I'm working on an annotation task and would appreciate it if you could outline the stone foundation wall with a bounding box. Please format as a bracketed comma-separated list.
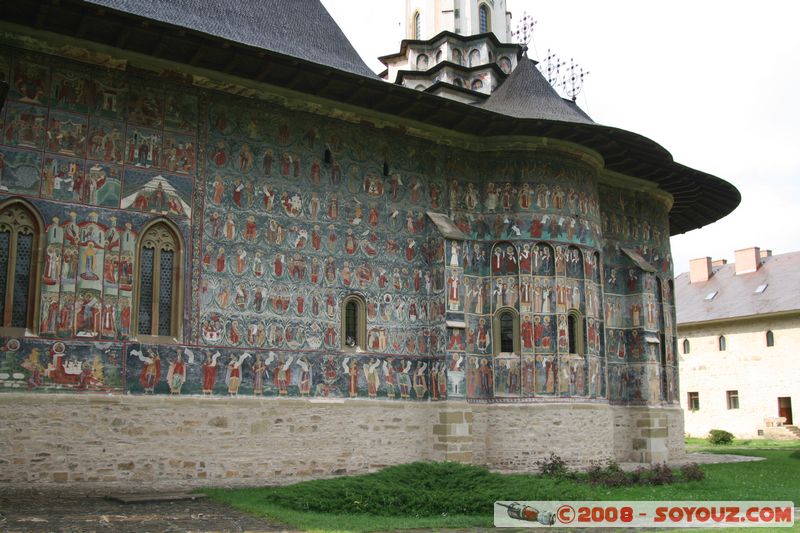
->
[0, 394, 441, 491]
[470, 403, 616, 470]
[0, 395, 686, 491]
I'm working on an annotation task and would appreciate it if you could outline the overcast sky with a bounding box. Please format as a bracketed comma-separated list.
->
[321, 0, 800, 273]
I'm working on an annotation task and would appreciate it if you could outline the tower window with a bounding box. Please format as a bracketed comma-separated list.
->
[718, 335, 726, 351]
[0, 201, 40, 330]
[682, 338, 690, 354]
[479, 4, 491, 33]
[136, 221, 182, 340]
[766, 330, 774, 347]
[413, 11, 421, 39]
[341, 294, 366, 350]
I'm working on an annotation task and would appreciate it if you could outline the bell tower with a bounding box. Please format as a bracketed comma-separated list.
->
[405, 0, 512, 42]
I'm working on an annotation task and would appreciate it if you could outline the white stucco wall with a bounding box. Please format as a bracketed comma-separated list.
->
[678, 314, 800, 438]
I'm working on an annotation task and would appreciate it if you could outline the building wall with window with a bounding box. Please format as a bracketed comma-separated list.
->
[676, 249, 800, 438]
[0, 0, 738, 489]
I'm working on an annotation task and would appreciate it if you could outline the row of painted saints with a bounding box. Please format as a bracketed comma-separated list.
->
[209, 162, 600, 220]
[199, 314, 447, 354]
[128, 347, 449, 400]
[123, 347, 606, 399]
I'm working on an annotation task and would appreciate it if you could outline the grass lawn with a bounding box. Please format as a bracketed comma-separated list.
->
[686, 437, 800, 451]
[204, 444, 800, 532]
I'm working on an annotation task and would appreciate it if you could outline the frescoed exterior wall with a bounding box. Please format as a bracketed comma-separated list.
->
[1, 45, 678, 405]
[0, 36, 685, 487]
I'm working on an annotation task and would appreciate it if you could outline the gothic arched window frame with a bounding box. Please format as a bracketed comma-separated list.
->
[413, 11, 422, 39]
[0, 198, 43, 334]
[493, 306, 519, 355]
[133, 218, 183, 343]
[478, 3, 491, 33]
[341, 293, 367, 351]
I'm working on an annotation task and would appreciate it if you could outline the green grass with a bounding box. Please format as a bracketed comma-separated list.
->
[686, 437, 800, 451]
[204, 448, 800, 533]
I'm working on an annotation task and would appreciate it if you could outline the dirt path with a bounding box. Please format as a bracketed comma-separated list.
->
[0, 491, 299, 533]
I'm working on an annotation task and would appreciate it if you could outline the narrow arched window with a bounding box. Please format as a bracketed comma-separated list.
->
[682, 339, 690, 354]
[136, 221, 182, 339]
[341, 294, 366, 350]
[494, 307, 519, 354]
[471, 79, 483, 91]
[568, 310, 584, 355]
[479, 4, 491, 33]
[416, 53, 429, 70]
[766, 330, 774, 347]
[413, 12, 421, 39]
[452, 49, 463, 66]
[453, 78, 464, 88]
[718, 335, 726, 351]
[0, 201, 40, 330]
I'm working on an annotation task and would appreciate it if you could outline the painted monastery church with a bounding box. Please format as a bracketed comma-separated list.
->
[0, 0, 739, 488]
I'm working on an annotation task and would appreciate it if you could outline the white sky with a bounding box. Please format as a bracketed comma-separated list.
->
[321, 0, 800, 273]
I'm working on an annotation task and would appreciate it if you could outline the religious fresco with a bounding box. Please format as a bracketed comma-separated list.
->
[600, 185, 677, 404]
[125, 344, 436, 400]
[0, 337, 123, 393]
[0, 44, 678, 407]
[0, 146, 41, 195]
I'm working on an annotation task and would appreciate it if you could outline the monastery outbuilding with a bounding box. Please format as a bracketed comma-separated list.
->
[677, 248, 800, 440]
[0, 0, 739, 489]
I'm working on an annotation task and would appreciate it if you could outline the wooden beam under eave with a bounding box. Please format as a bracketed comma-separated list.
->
[115, 26, 132, 48]
[222, 52, 238, 74]
[75, 14, 91, 38]
[34, 4, 50, 28]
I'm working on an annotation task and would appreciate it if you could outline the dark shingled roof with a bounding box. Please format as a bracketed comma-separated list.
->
[675, 251, 800, 325]
[84, 0, 377, 78]
[2, 0, 740, 235]
[479, 58, 594, 124]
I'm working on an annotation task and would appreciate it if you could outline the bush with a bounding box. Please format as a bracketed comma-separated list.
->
[680, 462, 706, 481]
[535, 453, 569, 478]
[586, 460, 629, 487]
[707, 429, 735, 445]
[789, 449, 800, 460]
[649, 463, 675, 485]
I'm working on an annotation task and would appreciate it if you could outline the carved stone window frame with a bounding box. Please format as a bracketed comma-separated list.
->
[0, 198, 43, 336]
[132, 218, 183, 344]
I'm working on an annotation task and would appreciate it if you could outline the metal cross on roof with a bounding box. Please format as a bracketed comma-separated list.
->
[540, 49, 589, 102]
[512, 12, 537, 45]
